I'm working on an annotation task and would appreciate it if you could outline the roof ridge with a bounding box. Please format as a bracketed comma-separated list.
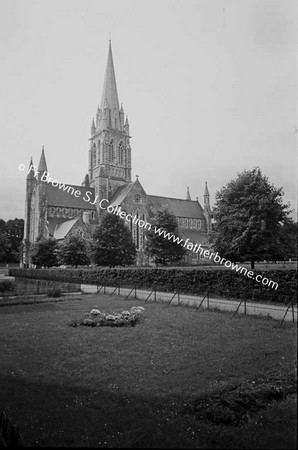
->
[148, 194, 199, 203]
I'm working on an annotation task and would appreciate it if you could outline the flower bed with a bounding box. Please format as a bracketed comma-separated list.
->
[70, 306, 145, 328]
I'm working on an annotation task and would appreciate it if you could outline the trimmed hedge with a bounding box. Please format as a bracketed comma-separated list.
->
[9, 268, 297, 304]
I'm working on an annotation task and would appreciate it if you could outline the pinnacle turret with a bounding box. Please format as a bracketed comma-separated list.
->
[82, 173, 90, 187]
[203, 181, 212, 234]
[124, 115, 130, 135]
[91, 118, 96, 135]
[27, 157, 35, 179]
[186, 187, 191, 200]
[38, 146, 47, 173]
[204, 181, 210, 198]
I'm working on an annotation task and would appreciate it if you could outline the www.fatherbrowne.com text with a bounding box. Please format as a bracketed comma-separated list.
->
[96, 198, 279, 291]
[27, 165, 278, 290]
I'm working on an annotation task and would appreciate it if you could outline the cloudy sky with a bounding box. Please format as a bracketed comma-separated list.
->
[0, 0, 296, 221]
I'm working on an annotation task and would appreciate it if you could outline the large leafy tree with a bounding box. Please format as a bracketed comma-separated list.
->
[0, 232, 12, 264]
[145, 207, 186, 266]
[5, 218, 24, 261]
[281, 221, 297, 261]
[211, 167, 292, 269]
[56, 235, 90, 268]
[0, 218, 24, 263]
[90, 214, 136, 267]
[31, 237, 58, 268]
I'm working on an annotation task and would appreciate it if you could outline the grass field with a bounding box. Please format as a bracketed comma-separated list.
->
[0, 294, 296, 448]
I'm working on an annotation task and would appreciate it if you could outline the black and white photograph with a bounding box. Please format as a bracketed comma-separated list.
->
[0, 0, 297, 448]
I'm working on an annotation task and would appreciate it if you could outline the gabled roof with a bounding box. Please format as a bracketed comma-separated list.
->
[45, 184, 96, 210]
[148, 195, 205, 219]
[53, 219, 78, 240]
[109, 182, 135, 207]
[109, 178, 148, 207]
[46, 217, 68, 236]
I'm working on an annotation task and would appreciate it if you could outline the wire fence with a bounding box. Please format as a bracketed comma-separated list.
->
[0, 276, 296, 323]
[86, 282, 297, 324]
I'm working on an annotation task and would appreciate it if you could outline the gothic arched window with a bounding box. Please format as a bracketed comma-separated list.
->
[113, 108, 117, 129]
[97, 140, 101, 164]
[118, 141, 124, 165]
[109, 140, 114, 162]
[198, 219, 202, 229]
[92, 143, 96, 166]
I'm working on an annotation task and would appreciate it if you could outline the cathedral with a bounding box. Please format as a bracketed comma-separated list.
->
[22, 41, 212, 266]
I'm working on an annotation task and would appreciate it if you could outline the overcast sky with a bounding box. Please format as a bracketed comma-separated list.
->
[0, 0, 296, 221]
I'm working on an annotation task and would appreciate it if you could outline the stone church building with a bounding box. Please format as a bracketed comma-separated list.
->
[23, 41, 212, 266]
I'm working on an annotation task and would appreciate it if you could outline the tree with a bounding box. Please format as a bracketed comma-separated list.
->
[0, 232, 11, 264]
[211, 167, 292, 269]
[5, 218, 24, 262]
[31, 238, 58, 268]
[145, 207, 186, 266]
[90, 214, 136, 267]
[0, 219, 6, 232]
[0, 218, 24, 263]
[56, 235, 90, 268]
[278, 221, 297, 261]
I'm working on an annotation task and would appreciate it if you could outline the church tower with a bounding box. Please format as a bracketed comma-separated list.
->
[88, 41, 132, 215]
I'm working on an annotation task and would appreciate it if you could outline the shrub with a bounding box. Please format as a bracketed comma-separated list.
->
[70, 306, 145, 328]
[47, 287, 62, 298]
[0, 280, 14, 292]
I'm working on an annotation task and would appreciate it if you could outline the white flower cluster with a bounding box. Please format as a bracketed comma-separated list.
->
[80, 306, 145, 327]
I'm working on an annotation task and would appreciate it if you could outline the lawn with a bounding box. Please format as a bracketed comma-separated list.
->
[0, 294, 296, 448]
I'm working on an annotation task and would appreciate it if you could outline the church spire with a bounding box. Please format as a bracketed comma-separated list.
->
[100, 40, 120, 115]
[38, 146, 47, 173]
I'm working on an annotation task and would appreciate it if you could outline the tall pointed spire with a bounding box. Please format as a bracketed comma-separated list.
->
[100, 41, 120, 115]
[38, 146, 47, 172]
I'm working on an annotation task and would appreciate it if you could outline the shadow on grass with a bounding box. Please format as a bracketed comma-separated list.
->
[1, 373, 297, 449]
[0, 373, 200, 448]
